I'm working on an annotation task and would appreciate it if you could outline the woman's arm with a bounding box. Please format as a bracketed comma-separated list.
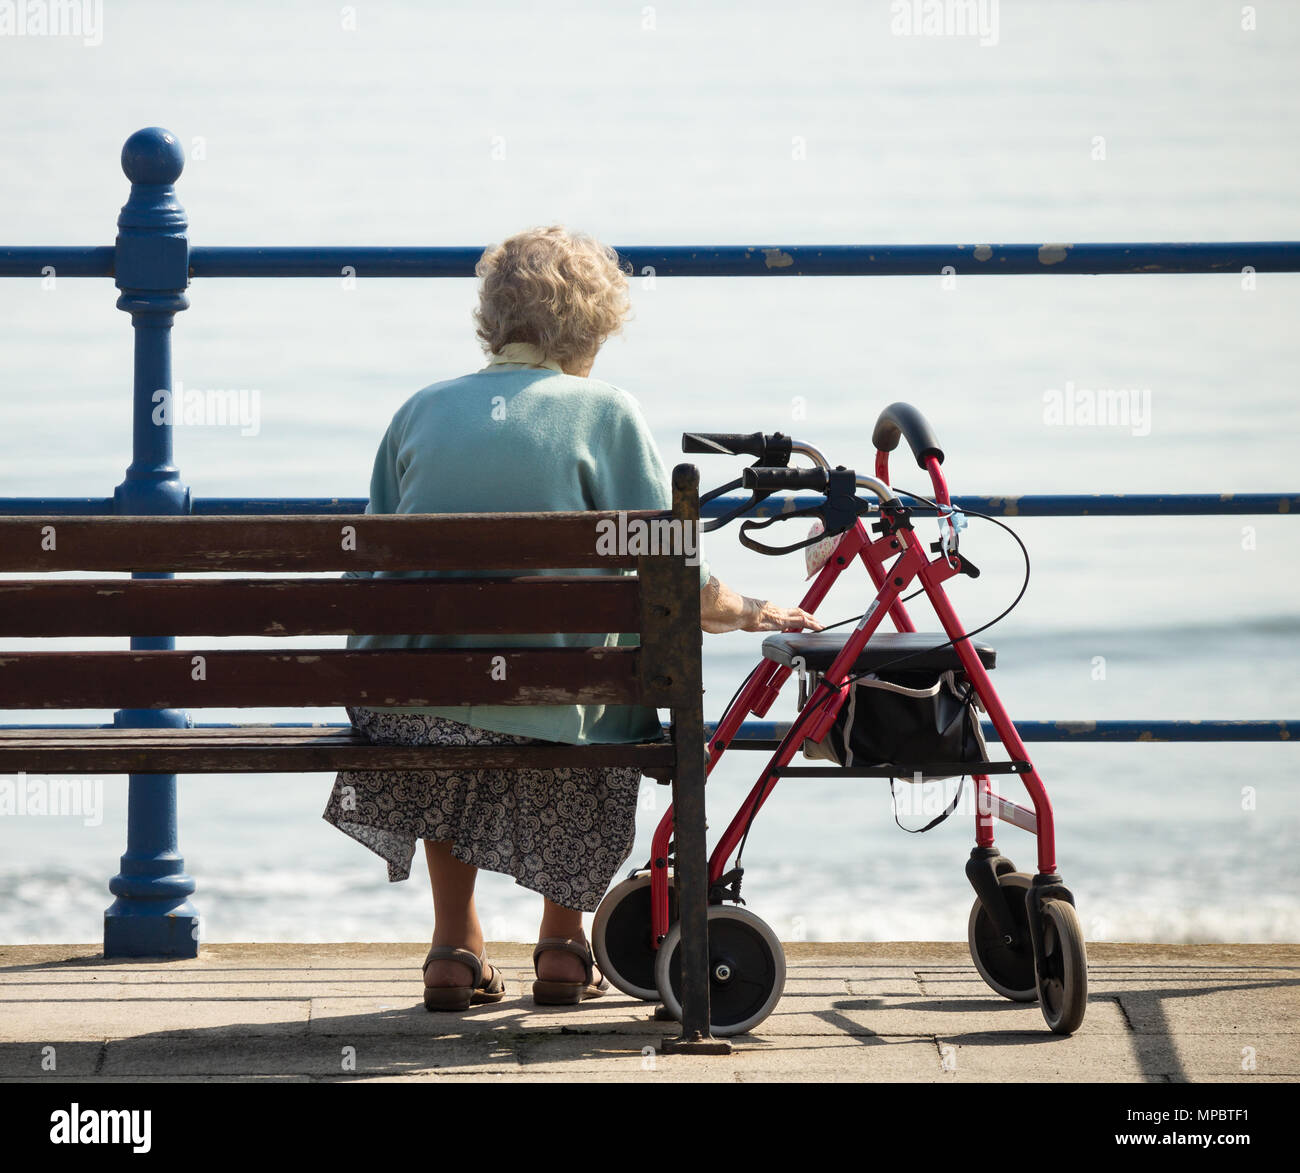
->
[699, 575, 822, 634]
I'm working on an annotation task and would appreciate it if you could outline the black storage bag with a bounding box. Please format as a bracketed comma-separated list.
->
[801, 667, 988, 779]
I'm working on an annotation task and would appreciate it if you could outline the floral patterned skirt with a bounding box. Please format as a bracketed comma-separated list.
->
[322, 707, 643, 913]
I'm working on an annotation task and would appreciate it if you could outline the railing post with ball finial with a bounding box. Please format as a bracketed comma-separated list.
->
[103, 127, 199, 959]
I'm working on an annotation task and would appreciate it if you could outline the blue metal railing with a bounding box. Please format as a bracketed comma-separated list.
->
[7, 241, 1300, 279]
[2, 720, 1286, 744]
[1, 126, 1296, 957]
[0, 492, 1294, 518]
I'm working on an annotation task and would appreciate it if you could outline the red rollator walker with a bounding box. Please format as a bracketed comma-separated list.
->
[593, 403, 1088, 1038]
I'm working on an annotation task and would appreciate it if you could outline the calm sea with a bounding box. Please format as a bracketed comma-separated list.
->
[1, 0, 1297, 943]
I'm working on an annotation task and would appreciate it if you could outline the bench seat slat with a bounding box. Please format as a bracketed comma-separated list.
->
[0, 727, 674, 774]
[0, 649, 648, 708]
[0, 513, 654, 571]
[0, 576, 641, 637]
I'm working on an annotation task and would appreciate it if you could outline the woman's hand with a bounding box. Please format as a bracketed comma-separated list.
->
[738, 598, 823, 633]
[700, 576, 824, 635]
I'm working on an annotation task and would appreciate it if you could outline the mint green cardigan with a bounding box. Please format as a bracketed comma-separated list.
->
[345, 352, 710, 745]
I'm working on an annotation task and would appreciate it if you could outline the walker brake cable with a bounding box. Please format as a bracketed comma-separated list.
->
[731, 495, 1031, 865]
[792, 492, 1033, 683]
[700, 475, 774, 534]
[686, 431, 796, 534]
[737, 467, 868, 556]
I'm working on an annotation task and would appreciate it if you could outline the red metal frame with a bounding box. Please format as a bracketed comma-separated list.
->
[647, 447, 1057, 944]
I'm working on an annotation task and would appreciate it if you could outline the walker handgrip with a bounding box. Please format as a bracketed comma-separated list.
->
[682, 432, 768, 458]
[741, 466, 830, 493]
[871, 402, 945, 469]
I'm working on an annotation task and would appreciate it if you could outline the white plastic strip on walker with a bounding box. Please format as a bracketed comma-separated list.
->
[989, 792, 1037, 835]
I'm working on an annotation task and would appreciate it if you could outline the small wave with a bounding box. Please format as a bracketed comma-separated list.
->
[3, 863, 1299, 945]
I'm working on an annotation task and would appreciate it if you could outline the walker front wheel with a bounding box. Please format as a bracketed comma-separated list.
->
[654, 905, 786, 1037]
[592, 871, 677, 1001]
[1036, 898, 1088, 1035]
[967, 871, 1038, 1002]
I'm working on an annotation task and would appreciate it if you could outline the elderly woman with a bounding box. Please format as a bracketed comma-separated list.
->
[323, 226, 819, 1010]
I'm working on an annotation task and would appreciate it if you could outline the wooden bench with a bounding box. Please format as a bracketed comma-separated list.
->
[0, 463, 724, 1052]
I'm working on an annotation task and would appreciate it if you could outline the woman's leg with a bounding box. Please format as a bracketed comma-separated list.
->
[423, 839, 490, 987]
[535, 898, 595, 982]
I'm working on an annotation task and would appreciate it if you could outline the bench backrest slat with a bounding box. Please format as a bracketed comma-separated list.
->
[0, 472, 703, 713]
[0, 576, 640, 638]
[0, 513, 649, 572]
[0, 648, 647, 709]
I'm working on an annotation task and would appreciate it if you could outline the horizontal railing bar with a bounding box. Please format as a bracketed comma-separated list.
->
[4, 243, 1299, 281]
[0, 493, 1294, 519]
[0, 720, 1291, 743]
[704, 492, 1300, 518]
[898, 492, 1297, 517]
[188, 242, 1300, 278]
[0, 247, 115, 277]
[1002, 720, 1296, 742]
[726, 720, 1295, 744]
[193, 498, 364, 515]
[190, 247, 486, 278]
[0, 498, 116, 515]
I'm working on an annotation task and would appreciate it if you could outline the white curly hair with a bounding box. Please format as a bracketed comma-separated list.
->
[473, 225, 632, 367]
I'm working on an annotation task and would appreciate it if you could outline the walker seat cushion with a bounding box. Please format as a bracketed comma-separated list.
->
[761, 631, 996, 676]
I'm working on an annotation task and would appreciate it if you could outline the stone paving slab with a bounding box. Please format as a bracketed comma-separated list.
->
[0, 942, 1296, 1083]
[1161, 1033, 1300, 1079]
[741, 996, 1134, 1037]
[0, 997, 311, 1044]
[101, 1035, 522, 1079]
[1115, 986, 1300, 1035]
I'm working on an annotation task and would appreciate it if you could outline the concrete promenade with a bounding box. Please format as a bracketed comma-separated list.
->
[0, 942, 1295, 1083]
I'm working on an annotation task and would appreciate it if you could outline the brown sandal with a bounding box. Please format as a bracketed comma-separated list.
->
[532, 936, 609, 1005]
[422, 946, 506, 1011]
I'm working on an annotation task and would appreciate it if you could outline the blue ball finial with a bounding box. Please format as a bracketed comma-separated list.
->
[121, 127, 185, 185]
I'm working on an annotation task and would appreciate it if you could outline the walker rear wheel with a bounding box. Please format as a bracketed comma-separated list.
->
[654, 905, 786, 1037]
[592, 871, 677, 1001]
[967, 871, 1038, 1002]
[1037, 898, 1088, 1035]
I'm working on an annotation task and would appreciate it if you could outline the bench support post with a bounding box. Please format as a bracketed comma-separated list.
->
[659, 465, 731, 1054]
[104, 128, 199, 958]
